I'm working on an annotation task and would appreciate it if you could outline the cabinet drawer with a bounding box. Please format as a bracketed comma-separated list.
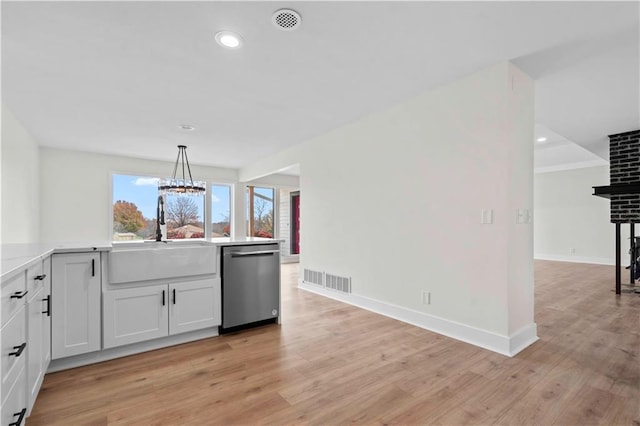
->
[26, 261, 45, 303]
[1, 365, 27, 426]
[1, 272, 27, 328]
[1, 305, 26, 406]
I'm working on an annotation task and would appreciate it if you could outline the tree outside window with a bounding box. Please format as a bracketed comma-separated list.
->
[164, 195, 204, 239]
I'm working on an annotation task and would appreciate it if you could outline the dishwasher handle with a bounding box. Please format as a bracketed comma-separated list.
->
[227, 250, 279, 258]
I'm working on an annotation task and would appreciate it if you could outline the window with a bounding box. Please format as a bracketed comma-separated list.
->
[164, 193, 205, 239]
[246, 186, 274, 238]
[211, 184, 231, 237]
[112, 174, 204, 241]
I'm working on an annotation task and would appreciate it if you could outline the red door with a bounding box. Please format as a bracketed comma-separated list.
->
[291, 193, 300, 254]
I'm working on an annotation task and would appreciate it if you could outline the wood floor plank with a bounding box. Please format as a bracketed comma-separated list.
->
[379, 371, 491, 424]
[28, 260, 640, 425]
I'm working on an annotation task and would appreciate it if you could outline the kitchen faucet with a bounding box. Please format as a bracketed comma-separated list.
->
[155, 195, 166, 242]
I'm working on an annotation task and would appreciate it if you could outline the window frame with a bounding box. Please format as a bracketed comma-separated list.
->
[246, 185, 277, 239]
[210, 182, 233, 238]
[110, 171, 234, 242]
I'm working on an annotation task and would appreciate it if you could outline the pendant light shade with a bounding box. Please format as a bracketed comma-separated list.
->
[159, 145, 205, 195]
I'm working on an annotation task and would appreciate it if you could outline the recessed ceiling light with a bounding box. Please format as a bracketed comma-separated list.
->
[536, 137, 548, 143]
[178, 124, 195, 131]
[215, 31, 243, 49]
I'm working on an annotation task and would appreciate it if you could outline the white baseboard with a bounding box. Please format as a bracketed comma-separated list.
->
[534, 253, 615, 266]
[298, 281, 537, 357]
[508, 324, 539, 356]
[47, 327, 219, 372]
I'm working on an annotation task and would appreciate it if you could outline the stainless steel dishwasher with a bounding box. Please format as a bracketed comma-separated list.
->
[221, 243, 280, 332]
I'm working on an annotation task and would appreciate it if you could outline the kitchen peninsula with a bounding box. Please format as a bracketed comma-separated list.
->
[0, 237, 280, 423]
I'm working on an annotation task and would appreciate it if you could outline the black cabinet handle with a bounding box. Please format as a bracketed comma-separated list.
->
[10, 290, 28, 299]
[162, 290, 165, 306]
[9, 342, 27, 357]
[42, 294, 51, 316]
[172, 288, 176, 305]
[9, 408, 27, 426]
[91, 259, 95, 277]
[34, 274, 46, 280]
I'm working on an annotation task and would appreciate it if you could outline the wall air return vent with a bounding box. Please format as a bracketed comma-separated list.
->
[325, 273, 351, 294]
[272, 9, 302, 31]
[303, 269, 324, 286]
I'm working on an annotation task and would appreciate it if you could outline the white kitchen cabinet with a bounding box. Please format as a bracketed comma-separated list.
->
[169, 278, 221, 335]
[26, 286, 43, 414]
[51, 253, 101, 359]
[1, 304, 26, 409]
[41, 256, 52, 374]
[1, 366, 26, 426]
[25, 255, 51, 415]
[2, 255, 49, 424]
[103, 278, 220, 349]
[103, 284, 168, 349]
[1, 270, 28, 328]
[1, 267, 28, 420]
[1, 298, 26, 424]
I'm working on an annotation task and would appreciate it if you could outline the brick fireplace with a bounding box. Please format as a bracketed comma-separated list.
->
[608, 130, 640, 223]
[593, 129, 640, 294]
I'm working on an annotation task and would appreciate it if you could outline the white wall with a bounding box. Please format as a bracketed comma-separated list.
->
[1, 105, 41, 244]
[248, 174, 299, 189]
[39, 147, 301, 242]
[278, 188, 295, 258]
[231, 174, 299, 239]
[506, 65, 535, 337]
[240, 62, 536, 354]
[534, 165, 637, 264]
[39, 148, 238, 242]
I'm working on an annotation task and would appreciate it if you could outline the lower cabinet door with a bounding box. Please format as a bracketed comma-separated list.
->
[103, 285, 168, 349]
[169, 278, 220, 335]
[26, 288, 44, 414]
[1, 366, 26, 426]
[42, 256, 52, 369]
[51, 253, 101, 359]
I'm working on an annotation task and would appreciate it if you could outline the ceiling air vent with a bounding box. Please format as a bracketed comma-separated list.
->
[272, 9, 302, 31]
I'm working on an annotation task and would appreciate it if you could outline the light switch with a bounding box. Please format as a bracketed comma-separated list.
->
[481, 209, 493, 224]
[516, 209, 531, 224]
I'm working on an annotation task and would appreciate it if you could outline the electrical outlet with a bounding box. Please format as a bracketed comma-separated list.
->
[570, 248, 576, 255]
[421, 291, 431, 305]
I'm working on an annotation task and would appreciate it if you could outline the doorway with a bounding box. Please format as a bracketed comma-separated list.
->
[291, 191, 300, 255]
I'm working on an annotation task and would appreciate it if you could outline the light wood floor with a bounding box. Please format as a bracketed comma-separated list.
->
[29, 261, 640, 425]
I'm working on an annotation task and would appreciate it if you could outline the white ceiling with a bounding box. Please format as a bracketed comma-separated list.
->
[2, 1, 638, 170]
[533, 123, 607, 173]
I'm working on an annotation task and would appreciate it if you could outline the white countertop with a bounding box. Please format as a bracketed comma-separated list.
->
[1, 238, 280, 281]
[1, 242, 112, 281]
[208, 237, 281, 246]
[111, 237, 280, 248]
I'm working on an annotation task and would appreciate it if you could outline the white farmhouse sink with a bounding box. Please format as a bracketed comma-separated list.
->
[112, 240, 213, 250]
[109, 242, 216, 284]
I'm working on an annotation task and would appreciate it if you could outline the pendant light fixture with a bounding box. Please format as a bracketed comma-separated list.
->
[159, 145, 205, 195]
